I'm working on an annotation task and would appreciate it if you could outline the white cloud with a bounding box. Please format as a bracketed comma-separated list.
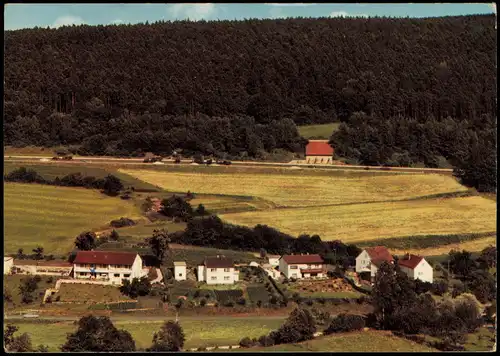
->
[51, 15, 85, 28]
[111, 19, 124, 24]
[266, 3, 317, 6]
[168, 3, 217, 21]
[329, 11, 368, 18]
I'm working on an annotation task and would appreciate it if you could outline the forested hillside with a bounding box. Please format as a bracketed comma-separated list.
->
[3, 15, 497, 187]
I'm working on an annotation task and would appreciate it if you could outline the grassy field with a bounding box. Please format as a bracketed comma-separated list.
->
[231, 330, 436, 352]
[4, 183, 141, 254]
[4, 162, 161, 192]
[8, 318, 285, 351]
[220, 196, 496, 243]
[298, 123, 341, 139]
[120, 169, 467, 208]
[3, 275, 60, 309]
[391, 236, 497, 256]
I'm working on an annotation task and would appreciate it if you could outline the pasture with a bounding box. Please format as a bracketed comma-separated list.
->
[298, 123, 341, 139]
[3, 183, 141, 254]
[119, 169, 467, 208]
[220, 196, 496, 244]
[8, 318, 285, 351]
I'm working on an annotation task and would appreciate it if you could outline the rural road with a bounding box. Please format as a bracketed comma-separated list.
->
[4, 155, 453, 174]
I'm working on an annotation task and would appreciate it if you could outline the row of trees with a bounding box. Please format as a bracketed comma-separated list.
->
[4, 167, 124, 196]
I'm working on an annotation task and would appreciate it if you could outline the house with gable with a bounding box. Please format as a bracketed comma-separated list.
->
[197, 256, 239, 285]
[398, 254, 433, 283]
[278, 254, 326, 279]
[72, 251, 146, 285]
[355, 246, 394, 282]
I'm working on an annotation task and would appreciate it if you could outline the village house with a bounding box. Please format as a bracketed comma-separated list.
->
[12, 259, 73, 277]
[305, 140, 334, 164]
[279, 254, 326, 279]
[197, 256, 239, 285]
[4, 257, 14, 275]
[398, 254, 434, 283]
[267, 255, 280, 267]
[355, 246, 394, 283]
[174, 261, 187, 281]
[72, 251, 146, 285]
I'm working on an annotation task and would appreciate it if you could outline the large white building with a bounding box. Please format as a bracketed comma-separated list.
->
[278, 254, 326, 279]
[398, 254, 433, 283]
[356, 246, 395, 283]
[73, 251, 146, 285]
[197, 256, 239, 285]
[12, 259, 73, 276]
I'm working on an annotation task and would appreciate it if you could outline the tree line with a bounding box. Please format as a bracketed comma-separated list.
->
[4, 15, 496, 163]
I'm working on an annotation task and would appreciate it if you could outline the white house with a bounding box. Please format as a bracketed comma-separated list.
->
[398, 254, 433, 283]
[73, 251, 146, 285]
[174, 261, 187, 281]
[267, 255, 280, 267]
[278, 254, 326, 279]
[197, 256, 239, 285]
[356, 246, 394, 283]
[4, 257, 13, 275]
[262, 263, 281, 279]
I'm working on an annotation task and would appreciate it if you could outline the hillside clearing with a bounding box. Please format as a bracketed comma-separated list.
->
[298, 123, 341, 139]
[119, 169, 467, 208]
[4, 183, 141, 254]
[220, 196, 496, 243]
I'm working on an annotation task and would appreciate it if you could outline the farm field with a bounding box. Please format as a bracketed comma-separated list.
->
[3, 183, 141, 254]
[119, 169, 468, 208]
[9, 318, 285, 351]
[230, 330, 437, 352]
[298, 123, 341, 139]
[391, 236, 497, 256]
[220, 196, 496, 244]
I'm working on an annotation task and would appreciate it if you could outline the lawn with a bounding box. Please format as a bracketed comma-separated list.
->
[4, 183, 141, 254]
[220, 196, 496, 243]
[230, 330, 437, 352]
[298, 123, 341, 139]
[8, 318, 285, 351]
[119, 169, 468, 208]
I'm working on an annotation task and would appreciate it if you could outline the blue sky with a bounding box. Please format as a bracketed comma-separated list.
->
[4, 3, 496, 31]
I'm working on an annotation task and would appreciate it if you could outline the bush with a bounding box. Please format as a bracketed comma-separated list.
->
[199, 298, 207, 307]
[324, 314, 366, 334]
[239, 337, 253, 348]
[110, 217, 136, 228]
[258, 335, 275, 347]
[431, 280, 448, 296]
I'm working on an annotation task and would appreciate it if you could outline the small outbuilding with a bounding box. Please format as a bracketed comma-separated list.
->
[174, 261, 187, 281]
[4, 257, 14, 275]
[305, 140, 334, 164]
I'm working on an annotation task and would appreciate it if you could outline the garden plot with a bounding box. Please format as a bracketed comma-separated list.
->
[287, 279, 362, 299]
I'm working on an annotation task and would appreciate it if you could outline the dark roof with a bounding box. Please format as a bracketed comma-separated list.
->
[73, 251, 137, 265]
[305, 140, 334, 156]
[204, 256, 234, 268]
[366, 246, 394, 263]
[398, 254, 424, 270]
[281, 254, 324, 264]
[13, 259, 72, 267]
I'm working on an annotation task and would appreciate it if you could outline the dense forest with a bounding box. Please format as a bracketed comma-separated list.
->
[3, 15, 497, 188]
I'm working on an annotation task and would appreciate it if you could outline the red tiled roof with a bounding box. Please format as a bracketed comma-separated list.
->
[73, 251, 137, 265]
[398, 254, 424, 270]
[281, 254, 324, 264]
[305, 141, 334, 156]
[204, 256, 234, 268]
[366, 246, 394, 263]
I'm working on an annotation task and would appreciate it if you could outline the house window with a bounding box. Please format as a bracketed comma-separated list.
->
[210, 268, 216, 272]
[124, 274, 130, 278]
[211, 276, 217, 280]
[114, 274, 120, 277]
[224, 268, 230, 272]
[290, 266, 298, 269]
[224, 276, 230, 280]
[178, 273, 183, 277]
[79, 272, 87, 276]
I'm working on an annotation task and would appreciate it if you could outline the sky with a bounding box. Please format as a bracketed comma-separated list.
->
[4, 3, 497, 31]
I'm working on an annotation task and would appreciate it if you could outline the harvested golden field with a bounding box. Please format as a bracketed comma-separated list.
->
[119, 169, 467, 207]
[220, 196, 496, 242]
[391, 236, 497, 256]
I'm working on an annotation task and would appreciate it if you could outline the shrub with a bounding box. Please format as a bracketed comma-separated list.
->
[199, 298, 207, 307]
[110, 217, 136, 228]
[46, 277, 54, 284]
[224, 300, 235, 307]
[324, 314, 366, 334]
[431, 280, 448, 296]
[258, 335, 275, 347]
[239, 337, 253, 348]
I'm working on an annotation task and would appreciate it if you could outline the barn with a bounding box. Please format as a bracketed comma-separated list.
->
[305, 140, 334, 164]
